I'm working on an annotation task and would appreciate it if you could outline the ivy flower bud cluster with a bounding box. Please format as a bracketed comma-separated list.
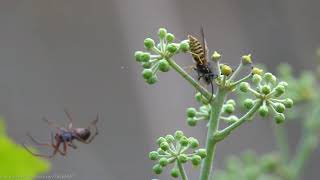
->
[239, 72, 293, 124]
[134, 28, 189, 85]
[149, 131, 207, 178]
[185, 92, 212, 126]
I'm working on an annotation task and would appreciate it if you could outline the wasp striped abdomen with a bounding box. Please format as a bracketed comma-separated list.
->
[188, 35, 206, 65]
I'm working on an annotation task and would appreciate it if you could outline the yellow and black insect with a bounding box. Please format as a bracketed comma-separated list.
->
[188, 27, 217, 100]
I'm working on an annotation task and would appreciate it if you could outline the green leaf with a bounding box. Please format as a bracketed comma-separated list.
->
[0, 118, 50, 179]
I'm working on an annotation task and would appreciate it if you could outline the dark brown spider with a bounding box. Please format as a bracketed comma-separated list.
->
[23, 110, 99, 158]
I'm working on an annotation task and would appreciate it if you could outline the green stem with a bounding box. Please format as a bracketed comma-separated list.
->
[290, 133, 316, 179]
[229, 73, 252, 88]
[215, 100, 262, 140]
[273, 124, 290, 162]
[166, 58, 211, 100]
[177, 160, 188, 180]
[199, 88, 227, 180]
[229, 62, 243, 81]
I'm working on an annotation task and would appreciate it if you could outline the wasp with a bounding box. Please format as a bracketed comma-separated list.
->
[188, 27, 217, 101]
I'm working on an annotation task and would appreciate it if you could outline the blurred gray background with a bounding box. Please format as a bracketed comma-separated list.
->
[0, 0, 319, 179]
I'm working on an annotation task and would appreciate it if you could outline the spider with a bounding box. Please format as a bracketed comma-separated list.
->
[23, 110, 99, 158]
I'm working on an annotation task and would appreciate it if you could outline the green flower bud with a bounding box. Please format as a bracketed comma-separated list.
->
[159, 157, 169, 167]
[191, 155, 202, 166]
[178, 154, 188, 163]
[279, 81, 288, 87]
[224, 104, 235, 114]
[199, 106, 209, 113]
[149, 151, 159, 160]
[142, 62, 152, 69]
[284, 98, 293, 108]
[260, 154, 279, 172]
[195, 92, 202, 102]
[196, 149, 207, 158]
[146, 75, 158, 85]
[171, 168, 180, 178]
[239, 82, 250, 93]
[179, 40, 189, 53]
[158, 28, 167, 39]
[165, 135, 175, 143]
[244, 99, 254, 109]
[142, 69, 153, 79]
[153, 164, 163, 174]
[259, 105, 269, 117]
[158, 59, 170, 72]
[186, 108, 197, 118]
[271, 75, 277, 84]
[174, 130, 184, 140]
[187, 117, 197, 127]
[252, 67, 263, 75]
[157, 137, 166, 146]
[242, 54, 252, 65]
[263, 73, 276, 84]
[166, 33, 175, 43]
[274, 85, 285, 97]
[134, 51, 144, 62]
[252, 74, 262, 84]
[180, 136, 189, 146]
[211, 51, 222, 62]
[220, 64, 233, 76]
[229, 115, 239, 124]
[274, 113, 285, 124]
[226, 99, 236, 106]
[160, 142, 170, 151]
[275, 103, 285, 113]
[144, 38, 155, 49]
[261, 85, 271, 95]
[188, 137, 199, 148]
[140, 52, 151, 62]
[167, 43, 178, 54]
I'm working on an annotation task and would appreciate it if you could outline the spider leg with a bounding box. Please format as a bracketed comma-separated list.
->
[23, 140, 61, 158]
[68, 141, 78, 149]
[58, 141, 67, 156]
[25, 132, 64, 154]
[64, 109, 73, 129]
[42, 117, 62, 133]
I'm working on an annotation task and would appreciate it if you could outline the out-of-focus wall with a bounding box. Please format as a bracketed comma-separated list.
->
[0, 0, 319, 179]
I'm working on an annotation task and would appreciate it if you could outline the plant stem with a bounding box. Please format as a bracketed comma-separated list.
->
[214, 100, 262, 140]
[290, 133, 315, 180]
[199, 88, 227, 180]
[273, 124, 289, 162]
[177, 160, 188, 180]
[229, 62, 243, 81]
[166, 58, 211, 100]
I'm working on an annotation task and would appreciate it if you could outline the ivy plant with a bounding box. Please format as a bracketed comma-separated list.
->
[134, 28, 294, 180]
